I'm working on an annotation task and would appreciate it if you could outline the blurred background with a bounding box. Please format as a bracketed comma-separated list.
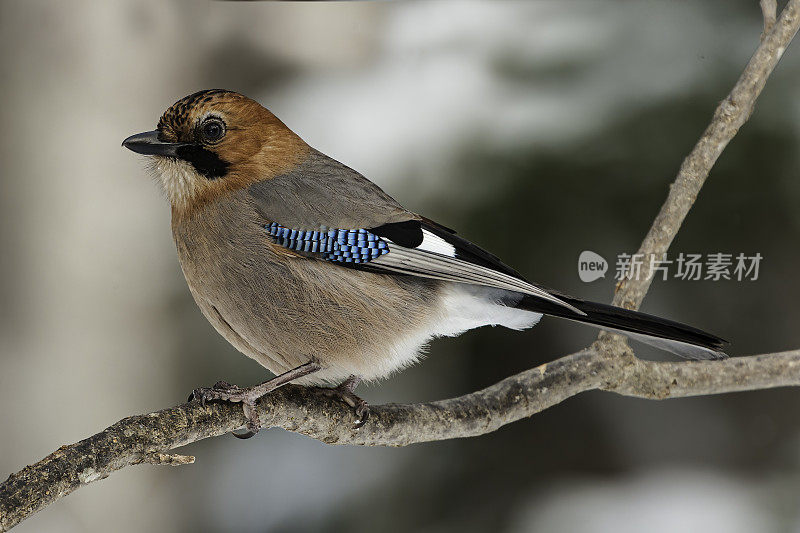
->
[1, 1, 799, 532]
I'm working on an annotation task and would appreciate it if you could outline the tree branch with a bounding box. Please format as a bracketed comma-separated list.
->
[762, 0, 778, 38]
[610, 349, 800, 399]
[2, 1, 799, 531]
[612, 0, 800, 311]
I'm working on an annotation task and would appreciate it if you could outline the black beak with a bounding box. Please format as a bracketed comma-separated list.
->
[122, 130, 191, 157]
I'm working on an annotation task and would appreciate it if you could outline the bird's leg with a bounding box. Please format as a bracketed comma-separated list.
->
[320, 375, 370, 429]
[190, 361, 321, 439]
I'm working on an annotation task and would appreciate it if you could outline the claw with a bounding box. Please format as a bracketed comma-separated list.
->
[320, 376, 370, 429]
[188, 388, 207, 406]
[352, 401, 370, 429]
[353, 413, 368, 429]
[241, 401, 261, 437]
[188, 382, 261, 437]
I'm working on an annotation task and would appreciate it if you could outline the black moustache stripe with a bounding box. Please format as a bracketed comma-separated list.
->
[175, 145, 230, 180]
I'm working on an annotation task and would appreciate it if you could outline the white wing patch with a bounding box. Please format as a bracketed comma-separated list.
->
[416, 229, 456, 257]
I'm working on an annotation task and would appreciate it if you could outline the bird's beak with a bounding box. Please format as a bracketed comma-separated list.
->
[122, 130, 191, 157]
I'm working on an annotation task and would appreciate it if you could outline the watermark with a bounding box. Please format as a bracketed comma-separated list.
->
[578, 251, 762, 282]
[578, 250, 608, 282]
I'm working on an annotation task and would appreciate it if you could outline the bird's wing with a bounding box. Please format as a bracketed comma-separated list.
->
[247, 149, 583, 316]
[262, 218, 584, 316]
[247, 148, 416, 230]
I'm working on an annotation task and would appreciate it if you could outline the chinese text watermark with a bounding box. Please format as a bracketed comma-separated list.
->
[578, 251, 762, 282]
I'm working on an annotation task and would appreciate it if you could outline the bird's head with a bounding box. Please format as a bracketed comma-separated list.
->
[123, 89, 308, 215]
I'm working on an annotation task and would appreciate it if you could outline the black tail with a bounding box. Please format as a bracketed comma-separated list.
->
[518, 294, 728, 360]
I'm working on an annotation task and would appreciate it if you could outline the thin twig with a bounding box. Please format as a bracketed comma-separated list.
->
[762, 0, 778, 38]
[1, 1, 799, 531]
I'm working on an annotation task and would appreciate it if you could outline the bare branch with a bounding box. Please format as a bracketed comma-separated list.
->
[140, 451, 196, 466]
[3, 344, 800, 532]
[762, 0, 778, 38]
[612, 0, 799, 311]
[1, 1, 799, 531]
[609, 349, 800, 399]
[0, 347, 603, 532]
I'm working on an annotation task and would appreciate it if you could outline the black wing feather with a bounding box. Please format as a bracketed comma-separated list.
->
[519, 293, 728, 355]
[369, 220, 424, 248]
[418, 218, 526, 279]
[371, 218, 526, 280]
[367, 218, 582, 313]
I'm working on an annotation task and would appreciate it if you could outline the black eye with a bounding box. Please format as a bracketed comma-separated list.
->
[200, 119, 225, 143]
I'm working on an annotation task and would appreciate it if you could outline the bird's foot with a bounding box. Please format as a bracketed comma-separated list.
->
[188, 362, 323, 440]
[190, 380, 243, 405]
[190, 381, 261, 439]
[320, 376, 370, 429]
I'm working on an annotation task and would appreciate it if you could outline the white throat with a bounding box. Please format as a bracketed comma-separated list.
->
[149, 157, 203, 207]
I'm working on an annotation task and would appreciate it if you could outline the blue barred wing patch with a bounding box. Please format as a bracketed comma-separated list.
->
[265, 222, 390, 264]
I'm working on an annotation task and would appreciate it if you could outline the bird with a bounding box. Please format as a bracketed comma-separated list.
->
[123, 89, 727, 438]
